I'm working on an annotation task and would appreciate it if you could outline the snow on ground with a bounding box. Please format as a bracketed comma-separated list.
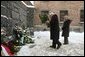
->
[16, 31, 84, 56]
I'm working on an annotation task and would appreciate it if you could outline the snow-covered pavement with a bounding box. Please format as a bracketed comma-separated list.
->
[16, 31, 84, 56]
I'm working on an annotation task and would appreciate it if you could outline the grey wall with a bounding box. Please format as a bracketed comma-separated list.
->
[1, 1, 34, 35]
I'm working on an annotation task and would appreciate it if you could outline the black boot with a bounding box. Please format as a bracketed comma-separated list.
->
[50, 40, 56, 48]
[57, 42, 62, 49]
[50, 46, 56, 48]
[63, 37, 68, 45]
[50, 43, 56, 48]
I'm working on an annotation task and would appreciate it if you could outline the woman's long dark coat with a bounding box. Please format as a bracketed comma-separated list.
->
[50, 14, 60, 42]
[62, 19, 72, 37]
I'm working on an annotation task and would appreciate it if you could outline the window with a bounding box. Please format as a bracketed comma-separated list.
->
[80, 10, 84, 22]
[40, 10, 49, 23]
[41, 10, 49, 15]
[60, 10, 68, 22]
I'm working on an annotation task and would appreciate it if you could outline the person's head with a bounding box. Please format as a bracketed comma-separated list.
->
[49, 12, 56, 17]
[64, 15, 72, 22]
[51, 14, 59, 22]
[52, 14, 58, 18]
[64, 15, 69, 20]
[49, 12, 55, 18]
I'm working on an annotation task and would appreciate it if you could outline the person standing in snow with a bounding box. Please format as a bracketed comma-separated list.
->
[49, 12, 62, 49]
[62, 15, 72, 44]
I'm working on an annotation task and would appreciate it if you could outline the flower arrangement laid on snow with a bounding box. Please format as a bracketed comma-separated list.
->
[21, 29, 34, 44]
[13, 26, 35, 45]
[1, 27, 35, 56]
[1, 28, 15, 56]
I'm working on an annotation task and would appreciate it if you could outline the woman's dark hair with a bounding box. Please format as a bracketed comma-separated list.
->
[51, 14, 59, 25]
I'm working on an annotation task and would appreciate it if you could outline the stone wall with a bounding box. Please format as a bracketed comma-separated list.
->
[1, 1, 34, 34]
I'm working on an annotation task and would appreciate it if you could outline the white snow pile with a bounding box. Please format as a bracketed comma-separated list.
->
[16, 31, 84, 56]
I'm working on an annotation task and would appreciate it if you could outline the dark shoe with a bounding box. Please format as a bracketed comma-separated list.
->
[57, 44, 62, 49]
[50, 46, 56, 48]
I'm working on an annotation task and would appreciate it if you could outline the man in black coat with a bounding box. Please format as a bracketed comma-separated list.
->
[49, 13, 61, 49]
[62, 15, 72, 44]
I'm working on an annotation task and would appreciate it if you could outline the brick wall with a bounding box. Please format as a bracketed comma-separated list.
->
[34, 1, 84, 26]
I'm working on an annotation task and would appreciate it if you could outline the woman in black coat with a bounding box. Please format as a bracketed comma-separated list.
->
[50, 14, 61, 49]
[62, 16, 72, 44]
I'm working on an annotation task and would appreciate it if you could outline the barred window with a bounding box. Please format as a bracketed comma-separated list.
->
[41, 10, 49, 15]
[80, 10, 84, 22]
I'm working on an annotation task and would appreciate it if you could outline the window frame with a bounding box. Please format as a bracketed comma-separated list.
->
[80, 10, 84, 22]
[60, 10, 68, 22]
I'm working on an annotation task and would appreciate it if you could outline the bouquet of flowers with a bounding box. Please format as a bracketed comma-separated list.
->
[22, 35, 34, 44]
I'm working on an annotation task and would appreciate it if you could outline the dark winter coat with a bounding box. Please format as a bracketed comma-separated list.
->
[50, 14, 60, 41]
[62, 19, 72, 37]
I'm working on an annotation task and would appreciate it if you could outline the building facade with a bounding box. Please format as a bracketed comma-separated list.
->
[34, 1, 84, 27]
